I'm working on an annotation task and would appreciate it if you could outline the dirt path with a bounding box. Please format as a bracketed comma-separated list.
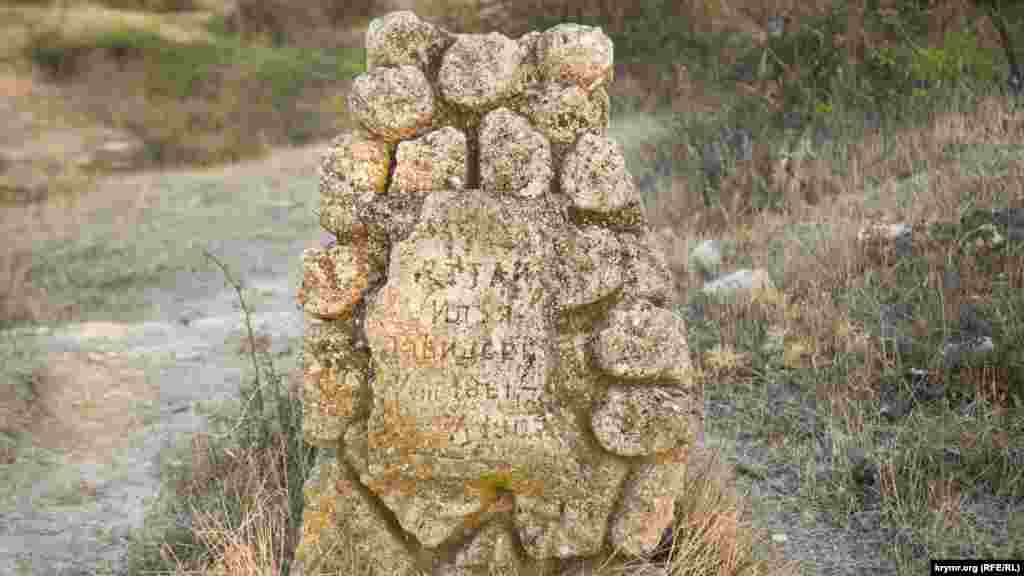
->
[0, 142, 329, 575]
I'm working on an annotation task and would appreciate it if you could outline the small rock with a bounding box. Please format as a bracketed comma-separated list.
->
[74, 131, 147, 172]
[722, 126, 752, 162]
[701, 268, 775, 300]
[688, 239, 722, 279]
[942, 336, 995, 369]
[701, 142, 722, 187]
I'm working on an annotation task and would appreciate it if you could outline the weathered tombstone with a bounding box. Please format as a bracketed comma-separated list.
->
[293, 11, 704, 575]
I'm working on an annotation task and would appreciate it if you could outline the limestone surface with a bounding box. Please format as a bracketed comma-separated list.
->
[292, 11, 703, 576]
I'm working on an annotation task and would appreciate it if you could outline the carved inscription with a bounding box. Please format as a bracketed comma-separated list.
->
[412, 255, 532, 297]
[372, 251, 551, 452]
[381, 329, 529, 367]
[385, 376, 545, 445]
[363, 195, 562, 464]
[433, 300, 514, 326]
[383, 367, 542, 406]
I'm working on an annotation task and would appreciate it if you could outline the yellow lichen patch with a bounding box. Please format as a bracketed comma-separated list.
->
[298, 245, 372, 320]
[458, 468, 526, 533]
[367, 285, 448, 370]
[651, 444, 693, 466]
[368, 395, 456, 455]
[300, 356, 351, 444]
[412, 460, 436, 481]
[363, 464, 419, 497]
[317, 363, 358, 417]
[323, 133, 393, 195]
[466, 465, 547, 501]
[295, 480, 340, 563]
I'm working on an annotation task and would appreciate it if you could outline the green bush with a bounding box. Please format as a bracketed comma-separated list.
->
[913, 29, 1000, 88]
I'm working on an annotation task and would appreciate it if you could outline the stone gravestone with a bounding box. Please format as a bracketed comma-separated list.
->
[293, 11, 704, 575]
